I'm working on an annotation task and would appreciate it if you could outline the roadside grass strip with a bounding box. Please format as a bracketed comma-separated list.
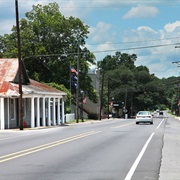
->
[0, 131, 101, 163]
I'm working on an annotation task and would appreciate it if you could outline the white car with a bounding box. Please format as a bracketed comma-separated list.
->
[136, 111, 153, 125]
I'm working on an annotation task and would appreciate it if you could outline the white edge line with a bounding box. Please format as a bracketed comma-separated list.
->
[124, 133, 155, 180]
[157, 119, 165, 129]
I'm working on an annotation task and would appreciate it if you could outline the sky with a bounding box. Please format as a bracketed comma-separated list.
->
[0, 0, 180, 79]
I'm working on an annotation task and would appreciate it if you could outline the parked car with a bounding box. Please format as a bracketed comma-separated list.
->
[136, 111, 153, 125]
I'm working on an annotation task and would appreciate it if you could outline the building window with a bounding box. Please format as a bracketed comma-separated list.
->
[10, 99, 16, 120]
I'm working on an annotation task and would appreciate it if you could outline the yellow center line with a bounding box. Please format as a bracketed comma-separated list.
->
[0, 131, 101, 163]
[111, 122, 134, 129]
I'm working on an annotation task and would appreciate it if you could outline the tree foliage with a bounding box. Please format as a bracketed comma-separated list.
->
[98, 51, 174, 116]
[0, 2, 179, 115]
[0, 2, 98, 105]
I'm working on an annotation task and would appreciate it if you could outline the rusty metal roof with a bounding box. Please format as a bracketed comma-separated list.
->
[0, 58, 66, 97]
[0, 58, 18, 83]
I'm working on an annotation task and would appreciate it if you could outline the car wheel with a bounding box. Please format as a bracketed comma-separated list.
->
[150, 122, 153, 125]
[136, 122, 139, 124]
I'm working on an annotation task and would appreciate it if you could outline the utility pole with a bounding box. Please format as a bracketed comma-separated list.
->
[15, 0, 23, 130]
[107, 77, 110, 119]
[69, 64, 72, 114]
[99, 71, 104, 120]
[173, 46, 180, 116]
[76, 41, 80, 123]
[124, 87, 127, 119]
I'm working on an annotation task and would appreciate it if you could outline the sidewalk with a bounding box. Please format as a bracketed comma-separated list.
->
[159, 115, 180, 180]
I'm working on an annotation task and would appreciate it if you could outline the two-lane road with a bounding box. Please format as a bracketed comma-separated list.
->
[0, 116, 166, 180]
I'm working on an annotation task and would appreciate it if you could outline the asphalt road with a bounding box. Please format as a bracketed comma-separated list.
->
[0, 115, 169, 180]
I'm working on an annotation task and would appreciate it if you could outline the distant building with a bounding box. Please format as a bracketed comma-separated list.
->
[82, 64, 100, 118]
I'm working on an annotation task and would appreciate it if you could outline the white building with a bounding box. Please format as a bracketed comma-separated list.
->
[82, 64, 100, 118]
[0, 58, 66, 129]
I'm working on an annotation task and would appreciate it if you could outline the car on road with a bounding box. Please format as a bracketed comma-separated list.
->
[159, 111, 163, 115]
[135, 111, 153, 125]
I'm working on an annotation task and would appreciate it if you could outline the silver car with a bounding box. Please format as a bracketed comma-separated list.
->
[135, 111, 153, 125]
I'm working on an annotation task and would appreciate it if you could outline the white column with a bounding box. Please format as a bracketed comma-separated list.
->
[52, 97, 56, 125]
[7, 98, 10, 129]
[42, 97, 46, 126]
[31, 97, 35, 128]
[36, 97, 40, 127]
[61, 98, 65, 124]
[57, 98, 60, 125]
[0, 98, 5, 130]
[47, 97, 51, 126]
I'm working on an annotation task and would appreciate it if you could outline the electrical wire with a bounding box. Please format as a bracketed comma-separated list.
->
[0, 0, 180, 9]
[87, 37, 180, 46]
[90, 42, 180, 54]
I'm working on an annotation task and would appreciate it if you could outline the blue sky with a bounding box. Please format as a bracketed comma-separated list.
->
[0, 0, 180, 78]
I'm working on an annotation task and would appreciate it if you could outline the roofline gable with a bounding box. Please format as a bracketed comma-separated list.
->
[13, 60, 30, 84]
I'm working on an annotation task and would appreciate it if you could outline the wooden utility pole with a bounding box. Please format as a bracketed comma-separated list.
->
[15, 0, 23, 130]
[76, 41, 80, 123]
[99, 71, 104, 120]
[107, 77, 110, 119]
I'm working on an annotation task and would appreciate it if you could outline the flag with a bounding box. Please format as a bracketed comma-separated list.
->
[83, 96, 87, 104]
[70, 66, 78, 75]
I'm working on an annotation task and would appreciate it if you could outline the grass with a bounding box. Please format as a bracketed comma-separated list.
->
[65, 119, 91, 124]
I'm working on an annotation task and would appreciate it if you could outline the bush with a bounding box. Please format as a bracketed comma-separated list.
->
[88, 113, 98, 120]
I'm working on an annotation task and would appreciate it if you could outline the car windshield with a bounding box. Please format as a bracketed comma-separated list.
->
[138, 111, 150, 115]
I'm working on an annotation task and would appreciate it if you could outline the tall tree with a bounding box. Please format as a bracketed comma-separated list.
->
[98, 51, 137, 111]
[0, 2, 98, 103]
[98, 51, 169, 115]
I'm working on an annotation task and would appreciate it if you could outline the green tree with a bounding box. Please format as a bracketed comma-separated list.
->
[98, 51, 136, 71]
[98, 51, 137, 114]
[98, 51, 169, 115]
[162, 76, 180, 114]
[0, 2, 98, 104]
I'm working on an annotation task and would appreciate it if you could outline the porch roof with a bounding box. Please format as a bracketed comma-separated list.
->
[0, 58, 66, 98]
[0, 58, 18, 82]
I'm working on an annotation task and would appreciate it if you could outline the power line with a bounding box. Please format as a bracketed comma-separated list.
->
[87, 37, 180, 46]
[1, 0, 180, 9]
[90, 42, 180, 54]
[25, 42, 180, 56]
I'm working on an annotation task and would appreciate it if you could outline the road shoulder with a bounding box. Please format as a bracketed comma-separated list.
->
[159, 116, 180, 180]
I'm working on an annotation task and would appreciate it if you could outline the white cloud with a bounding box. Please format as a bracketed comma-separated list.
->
[58, 1, 91, 18]
[87, 22, 117, 61]
[123, 26, 159, 43]
[89, 42, 117, 61]
[137, 26, 157, 34]
[0, 19, 15, 35]
[123, 6, 159, 19]
[90, 0, 176, 8]
[121, 23, 180, 78]
[87, 19, 180, 77]
[164, 21, 180, 32]
[136, 56, 178, 78]
[89, 22, 113, 43]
